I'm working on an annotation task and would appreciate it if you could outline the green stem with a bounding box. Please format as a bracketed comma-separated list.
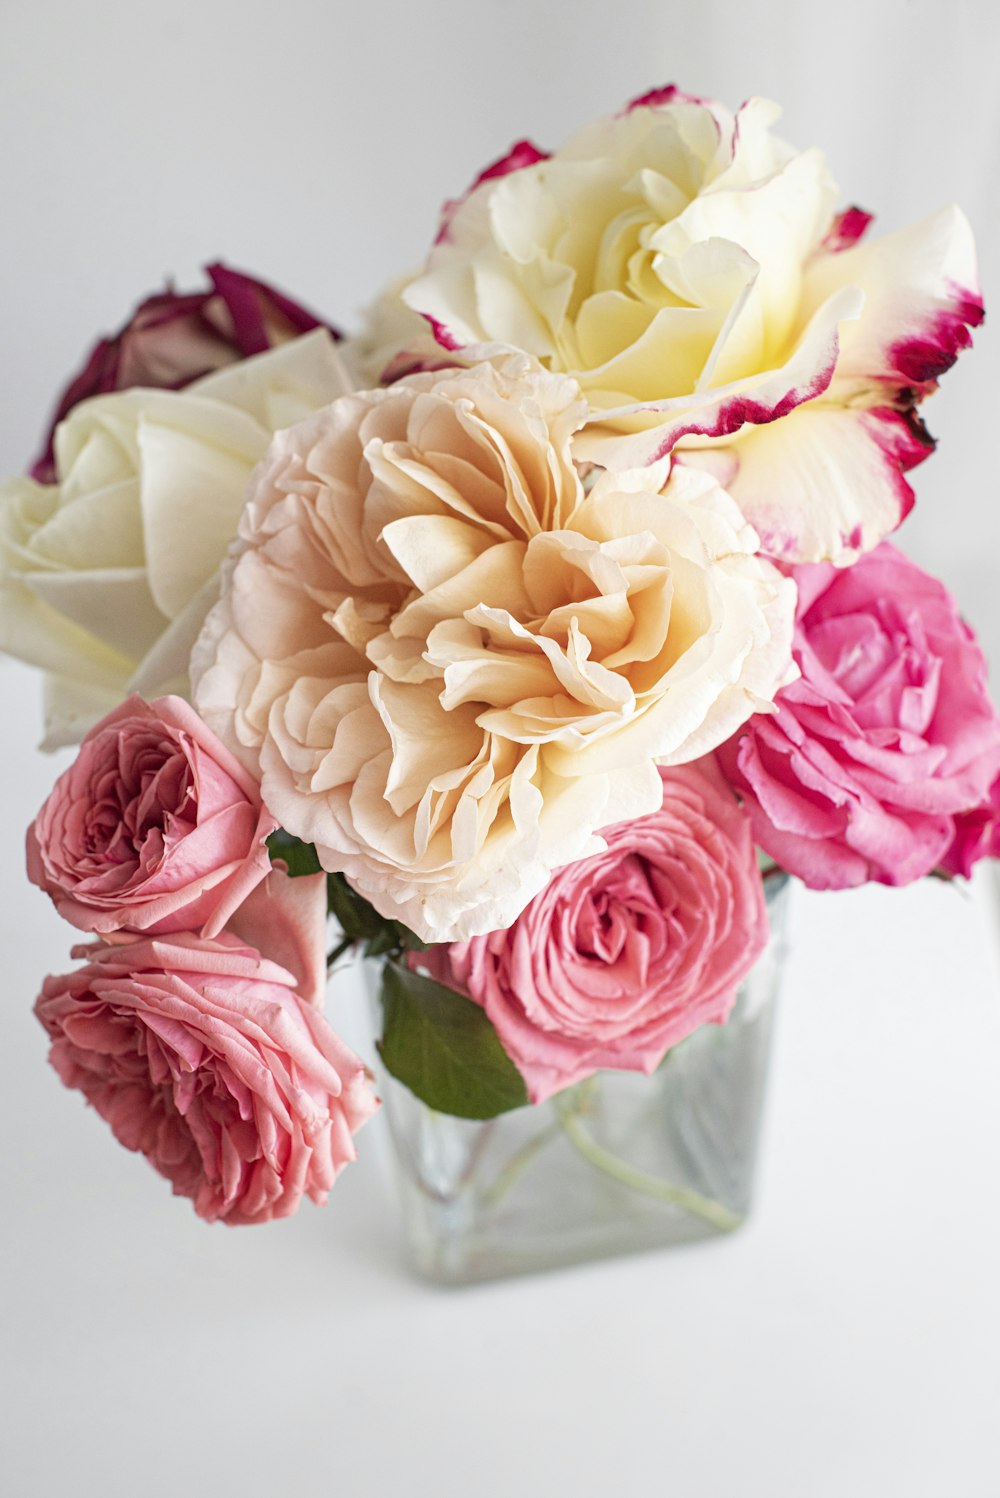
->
[327, 935, 355, 969]
[552, 1092, 742, 1234]
[480, 1120, 564, 1209]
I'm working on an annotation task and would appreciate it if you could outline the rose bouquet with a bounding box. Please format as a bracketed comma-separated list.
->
[5, 89, 998, 1274]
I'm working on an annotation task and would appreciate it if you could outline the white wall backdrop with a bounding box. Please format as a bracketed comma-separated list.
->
[2, 5, 999, 1497]
[3, 0, 998, 667]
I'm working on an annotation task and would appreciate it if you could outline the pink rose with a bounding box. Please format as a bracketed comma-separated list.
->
[27, 695, 277, 939]
[34, 872, 378, 1224]
[420, 764, 769, 1104]
[940, 772, 1000, 877]
[30, 262, 337, 482]
[717, 544, 1000, 888]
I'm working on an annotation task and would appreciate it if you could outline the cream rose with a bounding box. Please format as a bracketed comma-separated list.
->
[193, 354, 795, 942]
[0, 331, 350, 746]
[340, 275, 443, 389]
[402, 88, 982, 565]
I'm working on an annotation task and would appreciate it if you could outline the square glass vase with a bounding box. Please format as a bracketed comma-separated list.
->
[369, 873, 790, 1284]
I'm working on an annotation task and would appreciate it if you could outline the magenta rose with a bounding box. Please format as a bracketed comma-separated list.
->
[27, 694, 277, 939]
[30, 262, 337, 482]
[34, 872, 378, 1225]
[716, 544, 1000, 888]
[420, 763, 769, 1104]
[940, 772, 1000, 877]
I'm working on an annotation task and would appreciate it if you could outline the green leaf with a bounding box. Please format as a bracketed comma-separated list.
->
[327, 873, 385, 941]
[267, 829, 322, 878]
[326, 873, 427, 959]
[365, 927, 400, 958]
[377, 961, 530, 1120]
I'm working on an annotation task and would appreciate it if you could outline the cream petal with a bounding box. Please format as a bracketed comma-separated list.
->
[714, 400, 926, 564]
[23, 567, 166, 661]
[190, 328, 352, 417]
[372, 675, 483, 815]
[799, 206, 981, 387]
[432, 624, 558, 712]
[138, 409, 265, 618]
[40, 673, 129, 750]
[379, 512, 496, 592]
[27, 479, 144, 570]
[391, 539, 531, 639]
[329, 597, 393, 655]
[128, 574, 221, 700]
[309, 688, 382, 795]
[366, 629, 441, 685]
[56, 403, 141, 495]
[0, 567, 132, 689]
[366, 441, 509, 540]
[573, 283, 864, 468]
[662, 148, 836, 339]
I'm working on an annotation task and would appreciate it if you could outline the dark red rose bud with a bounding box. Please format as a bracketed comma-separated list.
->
[30, 263, 339, 483]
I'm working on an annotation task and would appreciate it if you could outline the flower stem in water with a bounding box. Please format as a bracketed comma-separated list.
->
[553, 1089, 742, 1234]
[480, 1120, 564, 1209]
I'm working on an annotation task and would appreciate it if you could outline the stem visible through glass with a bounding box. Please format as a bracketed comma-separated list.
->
[477, 1076, 743, 1233]
[552, 1084, 742, 1234]
[479, 1118, 564, 1209]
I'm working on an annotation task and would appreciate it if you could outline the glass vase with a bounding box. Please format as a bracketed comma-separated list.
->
[371, 872, 790, 1284]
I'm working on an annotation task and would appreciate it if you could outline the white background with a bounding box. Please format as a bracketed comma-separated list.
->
[2, 2, 1000, 1494]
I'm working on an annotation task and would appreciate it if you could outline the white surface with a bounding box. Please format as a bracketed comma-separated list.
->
[2, 4, 1000, 1494]
[1, 651, 999, 1498]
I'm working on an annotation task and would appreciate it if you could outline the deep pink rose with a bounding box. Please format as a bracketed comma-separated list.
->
[34, 872, 378, 1225]
[717, 544, 1000, 888]
[420, 764, 769, 1104]
[940, 772, 1000, 877]
[27, 695, 277, 939]
[30, 262, 337, 482]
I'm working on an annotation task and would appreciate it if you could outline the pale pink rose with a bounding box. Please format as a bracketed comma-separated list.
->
[403, 87, 982, 565]
[419, 763, 769, 1103]
[34, 874, 378, 1225]
[716, 545, 1000, 888]
[30, 262, 336, 483]
[940, 772, 1000, 877]
[27, 694, 277, 939]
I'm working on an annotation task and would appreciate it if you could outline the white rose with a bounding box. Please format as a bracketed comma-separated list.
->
[403, 88, 982, 565]
[0, 331, 350, 745]
[339, 275, 442, 389]
[192, 354, 795, 942]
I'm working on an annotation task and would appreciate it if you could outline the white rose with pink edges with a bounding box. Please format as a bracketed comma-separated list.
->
[402, 86, 982, 566]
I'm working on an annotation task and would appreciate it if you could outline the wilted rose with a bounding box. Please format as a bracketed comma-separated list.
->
[30, 262, 337, 483]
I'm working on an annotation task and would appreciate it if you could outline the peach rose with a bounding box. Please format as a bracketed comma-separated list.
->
[27, 695, 276, 939]
[34, 872, 378, 1225]
[193, 354, 795, 942]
